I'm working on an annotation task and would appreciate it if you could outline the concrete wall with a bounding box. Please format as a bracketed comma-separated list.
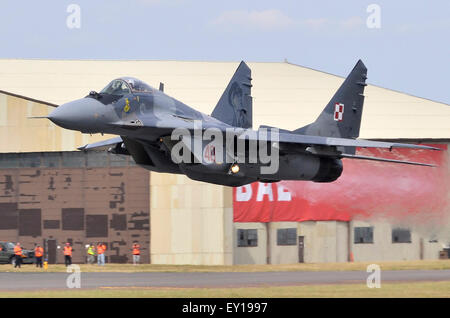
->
[150, 173, 233, 265]
[350, 220, 442, 261]
[298, 221, 349, 263]
[233, 220, 444, 265]
[233, 221, 351, 264]
[233, 222, 267, 265]
[233, 222, 301, 265]
[268, 222, 299, 264]
[423, 241, 442, 260]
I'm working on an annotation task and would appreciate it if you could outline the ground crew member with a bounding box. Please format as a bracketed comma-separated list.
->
[132, 242, 140, 265]
[63, 242, 73, 267]
[97, 242, 106, 266]
[87, 244, 95, 264]
[34, 245, 44, 268]
[14, 243, 22, 268]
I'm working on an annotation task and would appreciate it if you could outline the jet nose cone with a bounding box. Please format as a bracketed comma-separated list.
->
[48, 98, 105, 133]
[48, 106, 67, 125]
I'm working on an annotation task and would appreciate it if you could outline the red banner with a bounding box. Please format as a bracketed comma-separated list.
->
[233, 145, 448, 223]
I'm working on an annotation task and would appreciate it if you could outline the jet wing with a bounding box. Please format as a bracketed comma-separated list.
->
[78, 136, 123, 151]
[239, 131, 440, 151]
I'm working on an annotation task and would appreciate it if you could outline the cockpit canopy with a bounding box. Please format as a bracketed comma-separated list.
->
[100, 79, 131, 95]
[100, 77, 153, 95]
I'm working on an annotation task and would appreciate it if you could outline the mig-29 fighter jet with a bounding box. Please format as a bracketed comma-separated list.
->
[41, 60, 438, 187]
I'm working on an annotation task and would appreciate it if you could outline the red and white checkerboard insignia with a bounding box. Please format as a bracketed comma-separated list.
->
[334, 103, 344, 121]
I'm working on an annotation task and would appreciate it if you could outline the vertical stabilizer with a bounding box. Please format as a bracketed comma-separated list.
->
[295, 60, 367, 140]
[211, 61, 253, 129]
[294, 60, 367, 154]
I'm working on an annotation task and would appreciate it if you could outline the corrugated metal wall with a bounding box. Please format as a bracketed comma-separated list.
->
[0, 151, 150, 264]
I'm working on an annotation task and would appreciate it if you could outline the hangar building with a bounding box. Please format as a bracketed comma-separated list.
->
[0, 59, 449, 264]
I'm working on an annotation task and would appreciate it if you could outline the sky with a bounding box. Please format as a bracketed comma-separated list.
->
[0, 0, 448, 104]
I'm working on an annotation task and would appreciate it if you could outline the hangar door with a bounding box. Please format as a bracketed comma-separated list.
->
[0, 151, 150, 264]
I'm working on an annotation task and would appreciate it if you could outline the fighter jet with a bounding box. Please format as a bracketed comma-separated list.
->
[43, 60, 439, 187]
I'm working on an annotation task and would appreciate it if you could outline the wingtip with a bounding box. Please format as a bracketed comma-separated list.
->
[238, 60, 250, 69]
[411, 144, 441, 151]
[390, 143, 442, 151]
[355, 59, 367, 70]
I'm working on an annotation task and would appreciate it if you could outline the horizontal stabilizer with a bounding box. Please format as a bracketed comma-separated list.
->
[340, 154, 437, 167]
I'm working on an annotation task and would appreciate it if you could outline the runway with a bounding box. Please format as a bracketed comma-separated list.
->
[0, 270, 449, 290]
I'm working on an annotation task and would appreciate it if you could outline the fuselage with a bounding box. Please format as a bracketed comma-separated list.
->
[48, 77, 343, 187]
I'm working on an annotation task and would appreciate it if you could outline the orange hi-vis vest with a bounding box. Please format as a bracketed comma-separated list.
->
[14, 245, 22, 256]
[97, 244, 106, 254]
[35, 247, 43, 257]
[132, 244, 140, 255]
[63, 246, 72, 256]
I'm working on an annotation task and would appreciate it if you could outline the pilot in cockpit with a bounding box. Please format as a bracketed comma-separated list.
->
[100, 78, 152, 96]
[122, 77, 153, 93]
[100, 79, 128, 96]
